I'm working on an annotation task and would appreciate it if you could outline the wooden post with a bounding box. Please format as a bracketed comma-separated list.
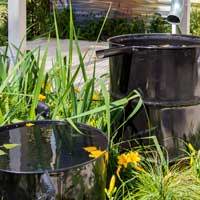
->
[8, 0, 26, 63]
[180, 0, 191, 34]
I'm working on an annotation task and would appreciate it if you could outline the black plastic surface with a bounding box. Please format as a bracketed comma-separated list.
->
[108, 34, 200, 161]
[108, 34, 200, 103]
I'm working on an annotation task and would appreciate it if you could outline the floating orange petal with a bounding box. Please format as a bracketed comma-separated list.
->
[83, 146, 97, 153]
[89, 150, 105, 159]
[26, 123, 34, 127]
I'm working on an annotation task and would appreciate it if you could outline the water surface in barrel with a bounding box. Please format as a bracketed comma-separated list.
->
[0, 121, 107, 173]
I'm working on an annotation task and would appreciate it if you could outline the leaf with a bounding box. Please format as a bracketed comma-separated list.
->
[0, 149, 6, 156]
[68, 95, 138, 120]
[29, 42, 48, 120]
[66, 118, 83, 134]
[3, 144, 20, 150]
[98, 79, 110, 143]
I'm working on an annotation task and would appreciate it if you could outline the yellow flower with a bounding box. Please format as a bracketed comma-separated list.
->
[26, 123, 34, 127]
[118, 153, 129, 168]
[89, 150, 105, 159]
[92, 92, 101, 101]
[38, 94, 46, 101]
[116, 166, 122, 178]
[127, 151, 141, 164]
[83, 146, 97, 153]
[118, 151, 141, 168]
[108, 175, 116, 195]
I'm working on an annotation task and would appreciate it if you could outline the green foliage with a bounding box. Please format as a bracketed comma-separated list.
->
[127, 168, 200, 200]
[77, 14, 172, 41]
[0, 2, 7, 46]
[28, 2, 172, 41]
[190, 8, 200, 36]
[49, 8, 70, 38]
[27, 0, 51, 39]
[148, 14, 171, 33]
[27, 1, 71, 39]
[77, 17, 146, 41]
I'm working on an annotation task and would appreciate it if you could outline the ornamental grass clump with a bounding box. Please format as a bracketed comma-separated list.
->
[187, 143, 200, 179]
[127, 166, 200, 200]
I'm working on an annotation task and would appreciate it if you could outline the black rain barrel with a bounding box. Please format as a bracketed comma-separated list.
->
[97, 34, 200, 159]
[0, 120, 108, 200]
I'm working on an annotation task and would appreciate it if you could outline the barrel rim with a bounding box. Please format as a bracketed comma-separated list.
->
[108, 33, 200, 49]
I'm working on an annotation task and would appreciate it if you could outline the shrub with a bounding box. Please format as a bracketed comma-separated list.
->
[77, 15, 170, 42]
[148, 13, 171, 33]
[76, 17, 142, 41]
[27, 0, 51, 39]
[190, 8, 200, 36]
[0, 2, 7, 46]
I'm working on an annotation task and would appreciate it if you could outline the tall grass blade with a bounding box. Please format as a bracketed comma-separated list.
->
[67, 0, 74, 83]
[52, 64, 81, 119]
[99, 79, 111, 142]
[96, 2, 112, 44]
[29, 44, 48, 120]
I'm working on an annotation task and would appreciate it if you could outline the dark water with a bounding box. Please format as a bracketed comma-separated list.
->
[0, 121, 107, 173]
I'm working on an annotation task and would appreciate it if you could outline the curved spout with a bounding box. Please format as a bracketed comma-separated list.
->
[167, 0, 184, 24]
